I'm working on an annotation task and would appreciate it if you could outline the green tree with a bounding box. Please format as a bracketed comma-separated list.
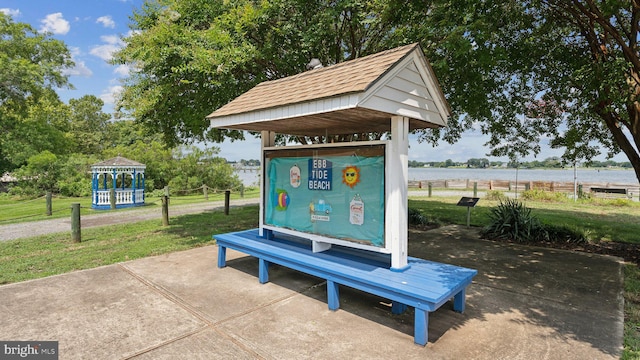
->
[1, 91, 71, 168]
[402, 1, 640, 182]
[169, 146, 241, 193]
[12, 151, 60, 196]
[67, 95, 111, 155]
[113, 0, 401, 147]
[0, 13, 73, 173]
[115, 1, 640, 183]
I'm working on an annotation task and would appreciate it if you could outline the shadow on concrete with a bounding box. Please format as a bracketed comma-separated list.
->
[408, 225, 623, 357]
[224, 253, 473, 344]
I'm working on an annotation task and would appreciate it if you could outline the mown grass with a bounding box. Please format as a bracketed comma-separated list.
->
[0, 188, 260, 224]
[409, 195, 640, 244]
[0, 205, 259, 284]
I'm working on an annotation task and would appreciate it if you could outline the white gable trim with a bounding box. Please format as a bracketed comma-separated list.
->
[358, 49, 448, 127]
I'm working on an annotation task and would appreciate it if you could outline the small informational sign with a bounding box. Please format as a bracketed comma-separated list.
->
[456, 197, 480, 207]
[456, 197, 480, 227]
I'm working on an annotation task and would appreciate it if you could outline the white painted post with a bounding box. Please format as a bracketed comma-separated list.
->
[388, 116, 409, 270]
[259, 131, 275, 237]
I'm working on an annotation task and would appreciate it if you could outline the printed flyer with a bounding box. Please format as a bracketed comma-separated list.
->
[264, 145, 385, 247]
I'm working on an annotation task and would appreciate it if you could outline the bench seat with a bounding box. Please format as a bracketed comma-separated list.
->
[214, 229, 477, 345]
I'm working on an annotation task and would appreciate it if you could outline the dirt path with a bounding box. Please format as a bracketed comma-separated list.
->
[0, 198, 259, 242]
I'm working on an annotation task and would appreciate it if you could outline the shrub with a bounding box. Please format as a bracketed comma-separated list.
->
[408, 207, 440, 228]
[521, 189, 567, 202]
[485, 190, 506, 201]
[543, 224, 588, 244]
[481, 199, 545, 243]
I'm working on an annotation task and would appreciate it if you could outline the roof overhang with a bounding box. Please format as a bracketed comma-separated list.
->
[207, 44, 450, 136]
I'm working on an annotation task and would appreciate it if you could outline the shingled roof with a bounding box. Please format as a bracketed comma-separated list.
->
[92, 156, 145, 168]
[207, 43, 450, 136]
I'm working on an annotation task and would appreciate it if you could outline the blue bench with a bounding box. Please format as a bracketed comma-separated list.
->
[214, 229, 477, 345]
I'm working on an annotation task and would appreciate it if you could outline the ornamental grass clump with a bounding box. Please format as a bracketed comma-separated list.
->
[481, 199, 545, 243]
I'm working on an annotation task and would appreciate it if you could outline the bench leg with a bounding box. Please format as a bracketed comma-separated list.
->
[259, 258, 269, 284]
[217, 245, 227, 268]
[414, 308, 429, 346]
[327, 280, 340, 311]
[453, 288, 466, 313]
[391, 301, 407, 314]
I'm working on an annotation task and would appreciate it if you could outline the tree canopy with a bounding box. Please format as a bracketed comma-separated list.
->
[0, 12, 73, 174]
[114, 0, 640, 182]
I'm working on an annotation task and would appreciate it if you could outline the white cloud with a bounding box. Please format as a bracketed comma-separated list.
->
[113, 64, 130, 76]
[100, 85, 123, 104]
[0, 8, 21, 17]
[63, 60, 93, 77]
[96, 15, 115, 28]
[39, 13, 70, 35]
[90, 35, 125, 61]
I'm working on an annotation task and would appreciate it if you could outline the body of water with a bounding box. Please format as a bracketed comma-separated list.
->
[236, 167, 639, 186]
[408, 167, 639, 185]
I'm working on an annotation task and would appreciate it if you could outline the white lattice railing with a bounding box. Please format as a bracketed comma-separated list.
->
[94, 190, 145, 206]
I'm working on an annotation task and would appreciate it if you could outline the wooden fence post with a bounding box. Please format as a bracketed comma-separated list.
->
[473, 182, 478, 197]
[110, 188, 116, 210]
[224, 190, 231, 215]
[71, 203, 81, 243]
[428, 182, 432, 197]
[46, 192, 52, 216]
[162, 195, 169, 226]
[203, 184, 208, 200]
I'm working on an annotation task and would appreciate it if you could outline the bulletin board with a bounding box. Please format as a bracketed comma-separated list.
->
[263, 143, 386, 248]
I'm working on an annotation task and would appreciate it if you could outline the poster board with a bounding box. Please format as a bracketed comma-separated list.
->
[262, 142, 388, 252]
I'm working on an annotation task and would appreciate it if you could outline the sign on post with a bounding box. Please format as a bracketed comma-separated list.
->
[456, 197, 480, 227]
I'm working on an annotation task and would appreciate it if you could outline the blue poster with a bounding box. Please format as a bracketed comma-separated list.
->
[265, 148, 385, 247]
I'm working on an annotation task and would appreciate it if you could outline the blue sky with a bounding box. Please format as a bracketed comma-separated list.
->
[1, 1, 627, 164]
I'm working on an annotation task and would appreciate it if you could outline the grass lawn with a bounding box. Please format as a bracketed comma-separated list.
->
[0, 205, 260, 284]
[0, 188, 260, 224]
[409, 195, 640, 244]
[0, 195, 638, 356]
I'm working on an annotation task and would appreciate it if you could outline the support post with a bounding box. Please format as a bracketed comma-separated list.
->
[71, 203, 81, 243]
[327, 280, 340, 310]
[453, 288, 466, 312]
[473, 182, 477, 197]
[258, 258, 269, 284]
[46, 192, 52, 216]
[162, 195, 169, 226]
[387, 116, 409, 271]
[259, 131, 275, 237]
[224, 190, 231, 215]
[217, 245, 227, 268]
[203, 184, 208, 200]
[414, 308, 429, 346]
[428, 182, 432, 197]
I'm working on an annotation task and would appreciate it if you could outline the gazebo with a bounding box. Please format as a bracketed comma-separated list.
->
[91, 156, 146, 210]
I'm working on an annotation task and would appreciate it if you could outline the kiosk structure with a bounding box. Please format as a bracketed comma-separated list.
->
[208, 43, 477, 345]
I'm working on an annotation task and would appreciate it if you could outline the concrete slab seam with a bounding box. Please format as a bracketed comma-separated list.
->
[116, 263, 267, 359]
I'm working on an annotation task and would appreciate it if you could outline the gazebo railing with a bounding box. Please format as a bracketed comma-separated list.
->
[94, 189, 145, 206]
